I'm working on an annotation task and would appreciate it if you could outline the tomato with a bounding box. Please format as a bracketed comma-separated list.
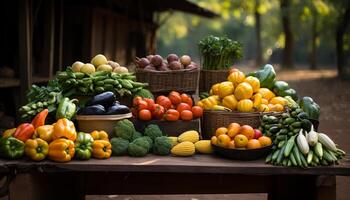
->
[133, 96, 143, 107]
[152, 104, 165, 119]
[168, 91, 181, 105]
[144, 98, 155, 111]
[176, 103, 191, 114]
[139, 109, 152, 121]
[180, 110, 193, 121]
[137, 100, 148, 111]
[164, 109, 180, 121]
[156, 96, 172, 109]
[191, 106, 203, 118]
[180, 93, 193, 107]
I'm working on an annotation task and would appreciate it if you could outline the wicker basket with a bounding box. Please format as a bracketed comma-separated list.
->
[135, 68, 199, 93]
[199, 69, 229, 92]
[201, 110, 282, 139]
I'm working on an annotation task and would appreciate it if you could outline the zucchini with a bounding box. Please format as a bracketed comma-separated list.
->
[318, 133, 337, 152]
[265, 154, 272, 163]
[272, 149, 280, 161]
[283, 117, 295, 125]
[307, 150, 313, 164]
[314, 142, 323, 159]
[312, 153, 320, 164]
[278, 140, 286, 148]
[293, 146, 302, 166]
[299, 149, 308, 168]
[284, 135, 296, 157]
[277, 144, 287, 164]
[290, 152, 297, 166]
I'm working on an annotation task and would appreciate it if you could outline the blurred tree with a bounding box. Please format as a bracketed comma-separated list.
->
[280, 0, 294, 68]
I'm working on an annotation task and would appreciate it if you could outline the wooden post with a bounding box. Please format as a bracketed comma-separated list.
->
[48, 0, 55, 79]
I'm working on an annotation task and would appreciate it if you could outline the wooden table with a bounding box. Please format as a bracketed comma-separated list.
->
[1, 155, 349, 200]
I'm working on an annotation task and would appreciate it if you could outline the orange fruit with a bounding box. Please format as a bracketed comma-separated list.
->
[217, 134, 231, 148]
[233, 134, 248, 148]
[215, 127, 228, 137]
[227, 140, 235, 149]
[227, 123, 241, 138]
[258, 136, 272, 147]
[211, 136, 218, 146]
[240, 125, 255, 140]
[246, 139, 262, 149]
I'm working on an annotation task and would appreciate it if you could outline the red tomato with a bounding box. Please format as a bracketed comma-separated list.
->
[144, 98, 155, 111]
[133, 96, 143, 107]
[139, 109, 152, 121]
[137, 100, 148, 111]
[164, 109, 180, 121]
[176, 103, 191, 114]
[156, 96, 172, 110]
[180, 110, 193, 121]
[168, 91, 181, 105]
[191, 106, 203, 118]
[152, 104, 165, 119]
[180, 93, 193, 107]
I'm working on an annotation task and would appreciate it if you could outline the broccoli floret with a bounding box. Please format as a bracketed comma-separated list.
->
[132, 131, 143, 141]
[110, 137, 129, 156]
[133, 137, 151, 152]
[114, 119, 136, 141]
[153, 136, 172, 155]
[128, 142, 148, 157]
[141, 136, 153, 149]
[144, 124, 163, 141]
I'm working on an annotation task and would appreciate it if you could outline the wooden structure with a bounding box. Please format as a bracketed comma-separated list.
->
[0, 0, 217, 123]
[1, 155, 349, 200]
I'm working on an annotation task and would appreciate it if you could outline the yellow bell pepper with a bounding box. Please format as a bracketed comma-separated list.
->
[25, 138, 49, 161]
[2, 128, 16, 138]
[201, 95, 220, 110]
[92, 140, 112, 159]
[33, 125, 54, 142]
[252, 93, 263, 109]
[218, 81, 234, 98]
[48, 138, 75, 162]
[221, 95, 238, 110]
[91, 130, 109, 141]
[53, 118, 77, 141]
[258, 104, 270, 112]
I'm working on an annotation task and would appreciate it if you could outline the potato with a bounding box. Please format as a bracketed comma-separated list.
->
[80, 63, 96, 74]
[97, 64, 113, 72]
[107, 61, 120, 70]
[113, 66, 129, 74]
[91, 54, 108, 67]
[72, 61, 84, 72]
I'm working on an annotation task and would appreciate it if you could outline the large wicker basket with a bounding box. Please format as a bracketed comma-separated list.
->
[201, 110, 282, 139]
[199, 69, 228, 92]
[135, 68, 199, 94]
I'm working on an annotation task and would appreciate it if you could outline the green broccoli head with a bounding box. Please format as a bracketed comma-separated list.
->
[110, 137, 129, 156]
[141, 136, 153, 149]
[153, 136, 172, 156]
[114, 119, 136, 141]
[133, 137, 151, 152]
[144, 124, 163, 141]
[132, 131, 143, 141]
[128, 142, 148, 157]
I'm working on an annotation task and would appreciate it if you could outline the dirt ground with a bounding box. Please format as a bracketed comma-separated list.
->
[86, 69, 350, 200]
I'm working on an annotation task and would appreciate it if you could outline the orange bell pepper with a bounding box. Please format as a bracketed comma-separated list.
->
[91, 130, 109, 141]
[31, 109, 49, 128]
[13, 123, 35, 142]
[92, 140, 111, 159]
[53, 118, 77, 141]
[48, 138, 75, 162]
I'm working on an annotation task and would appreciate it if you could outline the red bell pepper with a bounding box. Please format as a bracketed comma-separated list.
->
[13, 123, 35, 142]
[31, 109, 49, 128]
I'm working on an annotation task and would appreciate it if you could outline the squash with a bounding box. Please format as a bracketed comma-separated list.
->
[261, 98, 269, 105]
[258, 104, 270, 112]
[257, 88, 275, 100]
[194, 140, 213, 154]
[269, 97, 288, 106]
[237, 99, 253, 112]
[178, 130, 200, 143]
[297, 130, 309, 155]
[171, 141, 196, 156]
[252, 93, 262, 109]
[268, 104, 284, 112]
[234, 82, 253, 100]
[221, 95, 238, 110]
[218, 81, 234, 98]
[168, 136, 179, 147]
[210, 83, 220, 96]
[244, 76, 260, 93]
[227, 70, 245, 86]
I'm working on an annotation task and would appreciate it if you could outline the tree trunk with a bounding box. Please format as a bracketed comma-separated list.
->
[280, 0, 294, 68]
[310, 14, 318, 70]
[336, 2, 350, 79]
[255, 0, 263, 66]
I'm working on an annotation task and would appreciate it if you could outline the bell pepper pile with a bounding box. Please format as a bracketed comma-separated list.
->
[0, 109, 111, 162]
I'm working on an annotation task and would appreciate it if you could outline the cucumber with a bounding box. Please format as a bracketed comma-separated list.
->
[293, 146, 302, 166]
[93, 76, 106, 82]
[103, 79, 116, 85]
[293, 128, 301, 134]
[280, 129, 288, 135]
[277, 145, 287, 164]
[283, 117, 295, 125]
[95, 87, 105, 93]
[74, 72, 85, 79]
[95, 81, 104, 86]
[281, 113, 290, 119]
[307, 150, 313, 164]
[284, 135, 296, 157]
[299, 149, 308, 167]
[92, 71, 109, 77]
[321, 159, 329, 166]
[278, 140, 286, 148]
[282, 158, 288, 166]
[276, 135, 287, 141]
[287, 160, 292, 167]
[269, 126, 280, 134]
[312, 154, 320, 164]
[268, 116, 278, 123]
[57, 72, 69, 80]
[290, 152, 297, 166]
[314, 142, 323, 159]
[120, 79, 133, 89]
[291, 122, 302, 128]
[272, 149, 280, 161]
[297, 112, 309, 120]
[265, 154, 272, 163]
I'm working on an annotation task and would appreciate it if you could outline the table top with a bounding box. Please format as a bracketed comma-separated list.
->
[1, 154, 349, 176]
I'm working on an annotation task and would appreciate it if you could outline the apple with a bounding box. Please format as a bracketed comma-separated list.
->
[253, 129, 263, 139]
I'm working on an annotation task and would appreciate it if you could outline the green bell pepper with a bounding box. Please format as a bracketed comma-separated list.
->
[56, 97, 78, 120]
[272, 80, 298, 101]
[0, 136, 25, 159]
[248, 64, 276, 89]
[299, 96, 320, 120]
[74, 132, 94, 160]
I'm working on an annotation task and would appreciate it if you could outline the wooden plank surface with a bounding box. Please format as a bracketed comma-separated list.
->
[1, 154, 350, 175]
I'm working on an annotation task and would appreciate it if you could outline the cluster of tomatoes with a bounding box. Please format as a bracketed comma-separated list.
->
[132, 91, 203, 121]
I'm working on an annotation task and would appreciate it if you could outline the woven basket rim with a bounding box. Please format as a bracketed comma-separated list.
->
[204, 110, 283, 116]
[136, 68, 198, 74]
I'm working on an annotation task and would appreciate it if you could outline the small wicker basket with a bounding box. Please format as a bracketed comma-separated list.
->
[201, 110, 282, 139]
[135, 68, 199, 94]
[199, 69, 229, 92]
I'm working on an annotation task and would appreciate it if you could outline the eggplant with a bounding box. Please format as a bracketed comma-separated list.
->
[78, 104, 106, 115]
[87, 92, 116, 107]
[106, 105, 130, 115]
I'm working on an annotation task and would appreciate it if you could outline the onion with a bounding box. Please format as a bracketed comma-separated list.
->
[147, 55, 154, 61]
[167, 54, 179, 63]
[169, 61, 182, 70]
[151, 55, 163, 67]
[144, 65, 156, 71]
[158, 63, 170, 71]
[185, 64, 197, 71]
[135, 58, 150, 68]
[180, 55, 191, 66]
[113, 66, 129, 74]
